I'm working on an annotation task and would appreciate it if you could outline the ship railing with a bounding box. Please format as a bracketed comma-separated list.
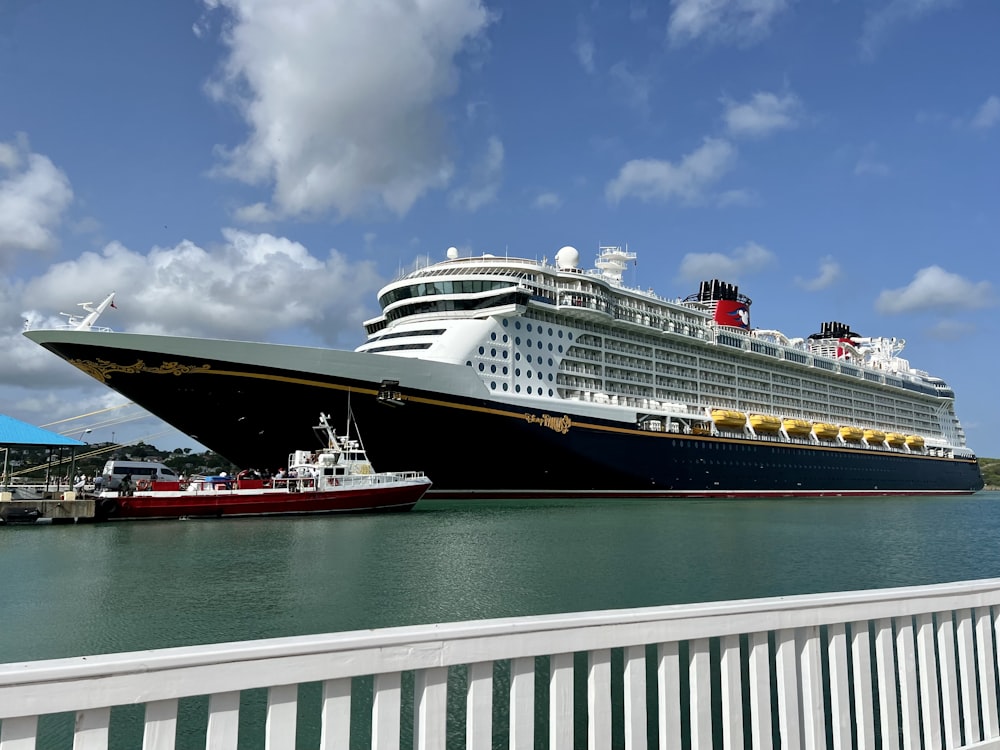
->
[5, 578, 1000, 750]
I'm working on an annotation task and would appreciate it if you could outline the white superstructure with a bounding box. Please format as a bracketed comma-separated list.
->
[358, 246, 972, 459]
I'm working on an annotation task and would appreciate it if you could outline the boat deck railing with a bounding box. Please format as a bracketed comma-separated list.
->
[4, 577, 1000, 749]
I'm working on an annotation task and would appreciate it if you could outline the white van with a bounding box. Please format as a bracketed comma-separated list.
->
[100, 460, 178, 490]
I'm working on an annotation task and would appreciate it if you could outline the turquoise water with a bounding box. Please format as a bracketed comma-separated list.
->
[2, 492, 1000, 665]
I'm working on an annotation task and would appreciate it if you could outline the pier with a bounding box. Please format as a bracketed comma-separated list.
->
[4, 577, 1000, 749]
[0, 490, 95, 523]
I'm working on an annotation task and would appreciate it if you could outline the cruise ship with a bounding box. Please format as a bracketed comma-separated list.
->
[25, 245, 984, 498]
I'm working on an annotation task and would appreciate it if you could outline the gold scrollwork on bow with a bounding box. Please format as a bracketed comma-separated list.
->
[524, 413, 572, 434]
[70, 358, 212, 383]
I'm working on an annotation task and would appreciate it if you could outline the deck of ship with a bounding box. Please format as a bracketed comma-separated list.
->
[4, 577, 1000, 748]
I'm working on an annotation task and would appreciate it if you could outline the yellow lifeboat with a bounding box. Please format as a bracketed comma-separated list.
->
[812, 422, 839, 441]
[782, 418, 812, 437]
[711, 409, 747, 430]
[906, 434, 925, 449]
[886, 432, 906, 447]
[749, 414, 781, 433]
[863, 429, 886, 445]
[839, 426, 864, 442]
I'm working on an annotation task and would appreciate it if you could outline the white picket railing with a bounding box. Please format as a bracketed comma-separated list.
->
[5, 577, 1000, 749]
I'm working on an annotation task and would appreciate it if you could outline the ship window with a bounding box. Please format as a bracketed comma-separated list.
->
[527, 338, 532, 347]
[548, 358, 553, 366]
[558, 345, 563, 353]
[527, 370, 533, 378]
[537, 341, 543, 349]
[515, 385, 521, 393]
[466, 361, 472, 366]
[491, 381, 497, 390]
[548, 374, 554, 381]
[548, 328, 553, 335]
[491, 365, 497, 373]
[558, 330, 563, 338]
[491, 349, 497, 357]
[515, 337, 521, 345]
[478, 363, 485, 371]
[491, 332, 496, 341]
[503, 366, 509, 375]
[515, 353, 521, 361]
[503, 319, 509, 327]
[503, 334, 509, 343]
[538, 372, 543, 380]
[503, 383, 509, 391]
[515, 321, 521, 329]
[548, 343, 553, 351]
[549, 389, 554, 396]
[503, 351, 508, 359]
[527, 323, 533, 332]
[527, 386, 533, 394]
[478, 346, 485, 355]
[568, 333, 574, 340]
[515, 368, 521, 376]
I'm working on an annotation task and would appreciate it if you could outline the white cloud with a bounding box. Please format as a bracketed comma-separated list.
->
[668, 0, 791, 46]
[716, 188, 756, 207]
[14, 229, 383, 352]
[971, 95, 1000, 130]
[796, 255, 843, 291]
[678, 241, 775, 282]
[859, 0, 958, 61]
[609, 61, 651, 114]
[533, 192, 562, 210]
[449, 136, 504, 212]
[575, 18, 595, 73]
[0, 135, 73, 261]
[606, 138, 737, 205]
[875, 266, 995, 314]
[723, 91, 802, 138]
[204, 0, 493, 220]
[854, 143, 890, 177]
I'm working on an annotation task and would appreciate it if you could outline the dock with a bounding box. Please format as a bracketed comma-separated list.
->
[3, 577, 1000, 748]
[0, 490, 95, 523]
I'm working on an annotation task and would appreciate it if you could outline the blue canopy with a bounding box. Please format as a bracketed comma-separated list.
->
[0, 415, 86, 447]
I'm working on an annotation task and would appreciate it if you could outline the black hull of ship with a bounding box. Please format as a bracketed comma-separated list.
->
[27, 334, 985, 499]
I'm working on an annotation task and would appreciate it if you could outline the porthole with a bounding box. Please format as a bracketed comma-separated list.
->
[548, 389, 554, 396]
[548, 373, 554, 381]
[490, 332, 497, 341]
[515, 336, 521, 345]
[568, 333, 573, 340]
[537, 341, 543, 349]
[491, 364, 497, 373]
[558, 330, 563, 338]
[478, 346, 485, 355]
[515, 352, 521, 361]
[503, 383, 509, 391]
[503, 319, 509, 328]
[515, 368, 521, 376]
[548, 328, 553, 335]
[503, 366, 509, 375]
[503, 334, 509, 343]
[503, 351, 509, 359]
[515, 321, 521, 330]
[490, 381, 497, 390]
[527, 370, 533, 378]
[478, 363, 485, 371]
[527, 386, 533, 394]
[515, 385, 521, 393]
[466, 361, 472, 366]
[548, 358, 553, 366]
[558, 345, 563, 353]
[527, 323, 533, 332]
[491, 348, 497, 357]
[538, 372, 543, 380]
[548, 343, 553, 351]
[527, 338, 532, 347]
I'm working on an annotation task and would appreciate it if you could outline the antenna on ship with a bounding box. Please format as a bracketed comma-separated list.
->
[59, 291, 117, 331]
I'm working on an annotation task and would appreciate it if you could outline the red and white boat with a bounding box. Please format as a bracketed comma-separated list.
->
[95, 413, 431, 520]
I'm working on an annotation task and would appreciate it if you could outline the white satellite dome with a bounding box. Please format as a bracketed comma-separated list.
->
[446, 246, 459, 259]
[555, 245, 579, 270]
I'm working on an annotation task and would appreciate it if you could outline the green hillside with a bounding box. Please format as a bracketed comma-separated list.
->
[981, 458, 1000, 489]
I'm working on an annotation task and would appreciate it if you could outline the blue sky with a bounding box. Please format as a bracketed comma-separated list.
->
[1, 0, 998, 458]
